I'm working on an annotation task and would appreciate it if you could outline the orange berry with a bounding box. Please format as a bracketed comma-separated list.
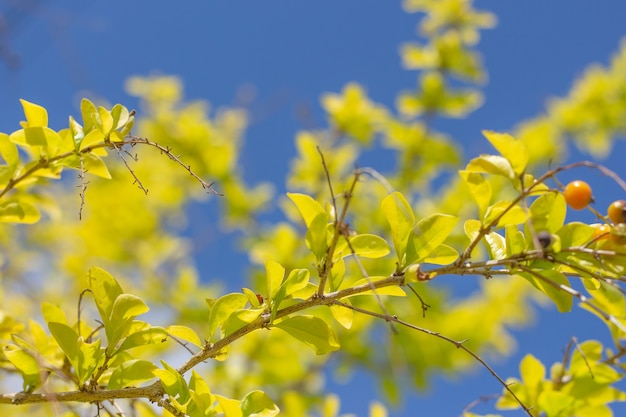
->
[607, 200, 626, 224]
[563, 180, 593, 210]
[592, 224, 611, 241]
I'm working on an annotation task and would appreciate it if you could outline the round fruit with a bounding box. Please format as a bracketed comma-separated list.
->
[607, 200, 626, 224]
[563, 180, 593, 210]
[592, 223, 611, 241]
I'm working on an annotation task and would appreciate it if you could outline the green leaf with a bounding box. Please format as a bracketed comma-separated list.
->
[9, 127, 62, 147]
[306, 212, 329, 260]
[48, 322, 103, 385]
[505, 225, 526, 256]
[216, 395, 242, 417]
[349, 234, 390, 258]
[79, 129, 106, 150]
[556, 222, 595, 248]
[242, 287, 261, 308]
[89, 267, 124, 329]
[224, 308, 264, 337]
[4, 346, 41, 392]
[422, 244, 458, 265]
[108, 360, 157, 389]
[265, 260, 285, 301]
[484, 231, 507, 260]
[329, 301, 353, 329]
[0, 200, 40, 224]
[208, 293, 248, 339]
[117, 327, 168, 353]
[98, 106, 114, 135]
[0, 133, 19, 167]
[81, 98, 98, 133]
[482, 130, 528, 176]
[528, 193, 567, 233]
[41, 302, 68, 325]
[111, 104, 131, 129]
[274, 315, 340, 355]
[466, 154, 515, 180]
[20, 99, 48, 127]
[412, 213, 458, 263]
[483, 201, 528, 228]
[519, 353, 545, 391]
[522, 270, 573, 312]
[537, 391, 574, 417]
[241, 390, 280, 417]
[110, 294, 149, 323]
[464, 219, 481, 242]
[287, 192, 327, 228]
[271, 269, 310, 322]
[166, 325, 203, 348]
[155, 361, 190, 407]
[382, 191, 415, 265]
[459, 170, 491, 217]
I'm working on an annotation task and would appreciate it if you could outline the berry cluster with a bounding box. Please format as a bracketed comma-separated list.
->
[563, 180, 626, 243]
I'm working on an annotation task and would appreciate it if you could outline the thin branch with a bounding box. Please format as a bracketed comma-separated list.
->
[77, 156, 89, 220]
[317, 170, 361, 297]
[126, 136, 220, 195]
[317, 146, 337, 220]
[331, 299, 533, 417]
[406, 284, 430, 318]
[111, 143, 149, 195]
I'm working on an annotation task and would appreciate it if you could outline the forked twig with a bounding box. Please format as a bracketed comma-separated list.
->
[110, 142, 149, 195]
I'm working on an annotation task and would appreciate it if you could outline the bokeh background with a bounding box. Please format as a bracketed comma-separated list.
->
[1, 1, 626, 416]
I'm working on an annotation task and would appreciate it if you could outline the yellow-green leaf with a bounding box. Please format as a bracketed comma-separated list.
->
[329, 301, 353, 329]
[466, 154, 515, 180]
[412, 213, 458, 263]
[482, 130, 529, 176]
[166, 325, 203, 348]
[20, 99, 48, 127]
[349, 234, 390, 259]
[265, 260, 285, 301]
[241, 390, 280, 417]
[287, 192, 327, 228]
[0, 200, 40, 224]
[108, 360, 157, 390]
[382, 191, 415, 265]
[274, 315, 340, 355]
[208, 293, 248, 338]
[459, 170, 491, 217]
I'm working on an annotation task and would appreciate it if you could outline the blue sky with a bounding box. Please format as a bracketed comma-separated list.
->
[2, 1, 626, 416]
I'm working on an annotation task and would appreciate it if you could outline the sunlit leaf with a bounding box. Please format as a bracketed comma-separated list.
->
[241, 390, 280, 417]
[208, 293, 248, 339]
[382, 191, 415, 265]
[108, 360, 157, 389]
[0, 200, 40, 224]
[265, 260, 285, 301]
[329, 301, 353, 329]
[166, 325, 203, 348]
[459, 170, 491, 217]
[19, 99, 48, 127]
[4, 346, 41, 392]
[349, 234, 391, 259]
[412, 213, 458, 263]
[274, 315, 340, 354]
[466, 154, 515, 179]
[482, 130, 528, 176]
[287, 192, 327, 228]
